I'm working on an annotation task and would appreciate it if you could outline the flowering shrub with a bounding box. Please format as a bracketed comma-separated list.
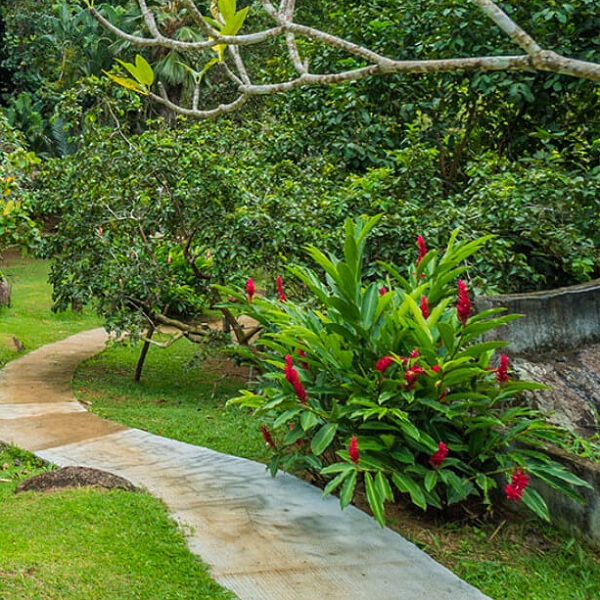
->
[225, 216, 590, 525]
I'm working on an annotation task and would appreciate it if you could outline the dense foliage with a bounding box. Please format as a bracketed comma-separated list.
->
[226, 216, 591, 524]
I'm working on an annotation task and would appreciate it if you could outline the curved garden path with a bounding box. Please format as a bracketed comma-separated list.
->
[0, 329, 490, 600]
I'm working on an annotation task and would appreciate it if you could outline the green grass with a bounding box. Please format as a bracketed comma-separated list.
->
[74, 338, 268, 462]
[0, 445, 234, 600]
[403, 516, 600, 600]
[0, 256, 235, 599]
[0, 253, 102, 367]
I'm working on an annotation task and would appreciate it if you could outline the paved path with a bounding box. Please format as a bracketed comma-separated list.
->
[0, 330, 491, 600]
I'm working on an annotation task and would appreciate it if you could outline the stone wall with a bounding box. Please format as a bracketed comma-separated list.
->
[475, 279, 600, 356]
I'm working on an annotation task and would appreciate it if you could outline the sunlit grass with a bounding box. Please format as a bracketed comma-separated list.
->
[0, 253, 101, 368]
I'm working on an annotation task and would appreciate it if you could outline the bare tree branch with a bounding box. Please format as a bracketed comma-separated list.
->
[90, 0, 600, 119]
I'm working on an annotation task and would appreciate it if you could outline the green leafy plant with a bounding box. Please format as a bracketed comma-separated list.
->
[104, 54, 155, 95]
[226, 215, 590, 525]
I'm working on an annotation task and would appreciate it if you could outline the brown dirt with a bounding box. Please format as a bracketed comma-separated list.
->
[16, 466, 138, 494]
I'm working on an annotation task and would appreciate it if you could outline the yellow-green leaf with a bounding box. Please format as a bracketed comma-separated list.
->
[102, 71, 148, 95]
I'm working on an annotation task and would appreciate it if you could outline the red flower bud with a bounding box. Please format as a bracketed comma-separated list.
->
[246, 278, 256, 303]
[456, 280, 471, 324]
[416, 235, 427, 265]
[420, 295, 429, 319]
[276, 275, 287, 302]
[261, 425, 275, 449]
[284, 354, 307, 403]
[379, 286, 388, 296]
[375, 356, 394, 373]
[349, 436, 360, 466]
[505, 468, 530, 501]
[404, 366, 426, 389]
[496, 354, 510, 384]
[429, 442, 448, 468]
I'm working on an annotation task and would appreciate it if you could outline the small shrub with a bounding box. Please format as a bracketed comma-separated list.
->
[225, 215, 590, 525]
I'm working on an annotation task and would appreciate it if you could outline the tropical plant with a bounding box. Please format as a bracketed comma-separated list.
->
[226, 215, 591, 525]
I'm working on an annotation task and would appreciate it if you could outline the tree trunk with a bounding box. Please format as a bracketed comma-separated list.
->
[134, 326, 155, 382]
[0, 278, 11, 307]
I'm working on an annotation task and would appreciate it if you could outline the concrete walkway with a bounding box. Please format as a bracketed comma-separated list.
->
[0, 329, 491, 600]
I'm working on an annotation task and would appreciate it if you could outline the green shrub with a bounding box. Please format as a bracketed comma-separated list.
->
[226, 215, 590, 525]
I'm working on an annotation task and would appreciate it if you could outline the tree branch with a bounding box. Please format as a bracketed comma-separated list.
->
[90, 0, 600, 119]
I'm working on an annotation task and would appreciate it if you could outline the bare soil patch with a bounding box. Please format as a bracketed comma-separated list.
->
[16, 466, 138, 494]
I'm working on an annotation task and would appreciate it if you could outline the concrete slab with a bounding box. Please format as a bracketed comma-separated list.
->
[0, 329, 491, 600]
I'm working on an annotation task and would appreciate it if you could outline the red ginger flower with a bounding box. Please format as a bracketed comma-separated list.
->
[379, 286, 388, 296]
[276, 275, 287, 302]
[416, 235, 427, 265]
[429, 442, 448, 468]
[456, 279, 471, 324]
[349, 436, 360, 466]
[405, 365, 426, 389]
[505, 468, 530, 502]
[246, 278, 256, 303]
[420, 295, 430, 319]
[375, 355, 394, 373]
[284, 354, 307, 403]
[261, 425, 275, 449]
[432, 364, 441, 373]
[505, 484, 523, 501]
[496, 354, 510, 384]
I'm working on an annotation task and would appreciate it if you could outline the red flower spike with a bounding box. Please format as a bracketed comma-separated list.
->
[409, 349, 419, 360]
[276, 275, 287, 302]
[432, 364, 441, 373]
[375, 356, 394, 373]
[246, 278, 256, 303]
[496, 354, 510, 384]
[505, 483, 523, 502]
[511, 468, 530, 492]
[404, 366, 426, 389]
[379, 286, 388, 296]
[420, 295, 430, 319]
[505, 468, 529, 501]
[349, 436, 360, 466]
[429, 442, 448, 468]
[284, 354, 307, 403]
[261, 425, 275, 449]
[416, 235, 427, 265]
[456, 279, 472, 324]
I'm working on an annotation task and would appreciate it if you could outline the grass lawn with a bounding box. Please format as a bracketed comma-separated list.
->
[0, 252, 102, 367]
[0, 445, 234, 600]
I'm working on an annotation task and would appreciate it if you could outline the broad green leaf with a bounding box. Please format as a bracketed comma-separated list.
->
[218, 0, 236, 23]
[392, 472, 427, 510]
[220, 6, 249, 36]
[365, 472, 386, 526]
[521, 488, 551, 522]
[310, 422, 338, 455]
[424, 469, 438, 492]
[134, 54, 154, 86]
[375, 471, 394, 502]
[340, 469, 358, 508]
[322, 470, 351, 498]
[300, 410, 320, 431]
